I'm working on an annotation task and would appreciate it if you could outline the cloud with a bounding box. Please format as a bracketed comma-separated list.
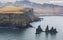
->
[0, 0, 21, 3]
[0, 0, 63, 5]
[29, 0, 63, 5]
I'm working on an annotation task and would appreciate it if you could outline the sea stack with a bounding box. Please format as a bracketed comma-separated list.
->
[45, 25, 49, 32]
[36, 25, 43, 34]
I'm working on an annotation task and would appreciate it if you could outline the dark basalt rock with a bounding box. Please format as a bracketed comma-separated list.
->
[49, 27, 58, 34]
[26, 23, 33, 27]
[45, 25, 49, 32]
[45, 26, 58, 34]
[36, 25, 58, 34]
[36, 25, 43, 34]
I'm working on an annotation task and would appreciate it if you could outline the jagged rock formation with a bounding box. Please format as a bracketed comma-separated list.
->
[36, 25, 43, 34]
[45, 25, 49, 32]
[36, 25, 58, 34]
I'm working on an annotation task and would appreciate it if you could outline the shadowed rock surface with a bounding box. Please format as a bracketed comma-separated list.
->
[36, 25, 58, 34]
[36, 25, 43, 34]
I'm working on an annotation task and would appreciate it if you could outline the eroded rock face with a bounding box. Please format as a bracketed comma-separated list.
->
[0, 6, 35, 28]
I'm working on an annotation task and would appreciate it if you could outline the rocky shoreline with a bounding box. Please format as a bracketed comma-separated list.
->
[0, 6, 40, 29]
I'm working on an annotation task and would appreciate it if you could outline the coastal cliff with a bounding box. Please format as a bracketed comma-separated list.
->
[0, 6, 36, 28]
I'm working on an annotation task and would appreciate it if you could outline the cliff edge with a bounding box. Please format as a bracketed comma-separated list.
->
[0, 6, 36, 28]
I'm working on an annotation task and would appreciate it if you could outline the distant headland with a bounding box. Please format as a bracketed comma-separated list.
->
[0, 6, 38, 29]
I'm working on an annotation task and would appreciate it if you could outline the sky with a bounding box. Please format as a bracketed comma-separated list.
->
[0, 0, 20, 3]
[0, 0, 63, 5]
[29, 0, 63, 5]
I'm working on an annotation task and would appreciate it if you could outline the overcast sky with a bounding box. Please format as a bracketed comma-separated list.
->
[0, 0, 63, 5]
[29, 0, 63, 5]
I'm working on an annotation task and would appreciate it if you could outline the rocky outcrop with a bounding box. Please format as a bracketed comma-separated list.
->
[0, 6, 36, 28]
[36, 25, 58, 34]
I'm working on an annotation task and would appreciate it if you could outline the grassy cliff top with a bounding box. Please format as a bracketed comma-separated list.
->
[0, 6, 29, 14]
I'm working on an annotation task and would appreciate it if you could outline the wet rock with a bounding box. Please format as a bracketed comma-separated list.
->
[45, 25, 49, 32]
[36, 25, 43, 34]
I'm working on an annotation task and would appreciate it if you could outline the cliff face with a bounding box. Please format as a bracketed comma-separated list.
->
[0, 6, 35, 28]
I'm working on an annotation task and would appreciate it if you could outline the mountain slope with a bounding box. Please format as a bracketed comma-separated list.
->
[0, 0, 63, 16]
